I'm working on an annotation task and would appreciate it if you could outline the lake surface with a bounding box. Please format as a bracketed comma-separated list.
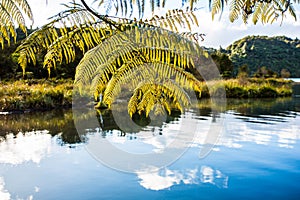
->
[0, 98, 300, 200]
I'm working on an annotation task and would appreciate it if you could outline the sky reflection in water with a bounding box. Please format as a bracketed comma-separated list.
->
[0, 98, 300, 199]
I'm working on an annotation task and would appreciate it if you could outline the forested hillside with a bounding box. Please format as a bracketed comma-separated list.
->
[226, 36, 300, 77]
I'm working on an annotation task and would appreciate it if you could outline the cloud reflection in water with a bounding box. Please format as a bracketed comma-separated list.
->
[0, 131, 52, 165]
[136, 165, 228, 191]
[0, 177, 10, 200]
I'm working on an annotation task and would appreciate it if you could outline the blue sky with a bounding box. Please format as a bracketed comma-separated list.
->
[27, 0, 300, 48]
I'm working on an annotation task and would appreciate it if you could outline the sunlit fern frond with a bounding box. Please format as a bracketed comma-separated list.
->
[228, 0, 243, 22]
[128, 80, 190, 117]
[210, 0, 227, 20]
[75, 25, 200, 89]
[116, 8, 200, 33]
[15, 26, 59, 74]
[252, 0, 298, 24]
[180, 32, 205, 43]
[74, 26, 205, 115]
[74, 32, 136, 94]
[43, 23, 113, 74]
[143, 9, 199, 32]
[15, 6, 114, 75]
[102, 60, 202, 108]
[75, 25, 204, 88]
[252, 2, 279, 24]
[252, 2, 262, 24]
[15, 1, 206, 76]
[0, 0, 33, 47]
[211, 0, 299, 23]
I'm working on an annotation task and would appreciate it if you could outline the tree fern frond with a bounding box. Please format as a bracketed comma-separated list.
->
[229, 0, 243, 22]
[0, 0, 33, 46]
[15, 26, 59, 74]
[252, 2, 262, 24]
[15, 5, 115, 74]
[14, 0, 33, 21]
[287, 3, 297, 20]
[226, 0, 298, 24]
[128, 80, 191, 117]
[210, 0, 227, 20]
[43, 23, 113, 72]
[74, 32, 132, 93]
[74, 26, 205, 115]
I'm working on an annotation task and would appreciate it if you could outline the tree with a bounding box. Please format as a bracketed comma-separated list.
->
[211, 51, 234, 78]
[280, 68, 291, 78]
[8, 0, 300, 116]
[254, 66, 278, 78]
[237, 64, 249, 85]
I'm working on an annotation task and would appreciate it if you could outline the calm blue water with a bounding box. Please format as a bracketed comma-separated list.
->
[0, 98, 300, 200]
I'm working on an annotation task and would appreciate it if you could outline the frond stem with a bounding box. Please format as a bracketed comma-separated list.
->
[80, 0, 121, 30]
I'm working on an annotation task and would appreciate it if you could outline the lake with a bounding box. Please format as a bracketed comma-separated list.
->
[0, 98, 300, 200]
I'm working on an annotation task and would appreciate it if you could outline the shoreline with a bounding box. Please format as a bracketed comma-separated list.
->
[0, 79, 73, 112]
[0, 78, 293, 113]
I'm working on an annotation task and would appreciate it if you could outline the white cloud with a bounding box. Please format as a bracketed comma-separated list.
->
[0, 177, 10, 200]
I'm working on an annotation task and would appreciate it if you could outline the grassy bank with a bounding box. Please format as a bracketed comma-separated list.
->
[0, 78, 293, 112]
[0, 79, 73, 112]
[199, 78, 292, 98]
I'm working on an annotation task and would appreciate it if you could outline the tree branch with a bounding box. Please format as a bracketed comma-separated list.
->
[80, 0, 121, 30]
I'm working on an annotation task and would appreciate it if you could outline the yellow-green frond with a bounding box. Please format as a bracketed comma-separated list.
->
[0, 0, 33, 47]
[128, 80, 191, 117]
[144, 9, 199, 32]
[15, 6, 114, 75]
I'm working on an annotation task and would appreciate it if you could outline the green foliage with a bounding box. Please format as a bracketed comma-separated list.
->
[0, 28, 35, 80]
[253, 66, 278, 78]
[210, 50, 234, 78]
[210, 0, 299, 24]
[280, 68, 291, 78]
[74, 26, 205, 116]
[227, 35, 300, 77]
[12, 1, 209, 116]
[0, 0, 33, 47]
[3, 0, 299, 115]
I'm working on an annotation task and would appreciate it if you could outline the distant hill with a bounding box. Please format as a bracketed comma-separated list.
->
[226, 35, 300, 77]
